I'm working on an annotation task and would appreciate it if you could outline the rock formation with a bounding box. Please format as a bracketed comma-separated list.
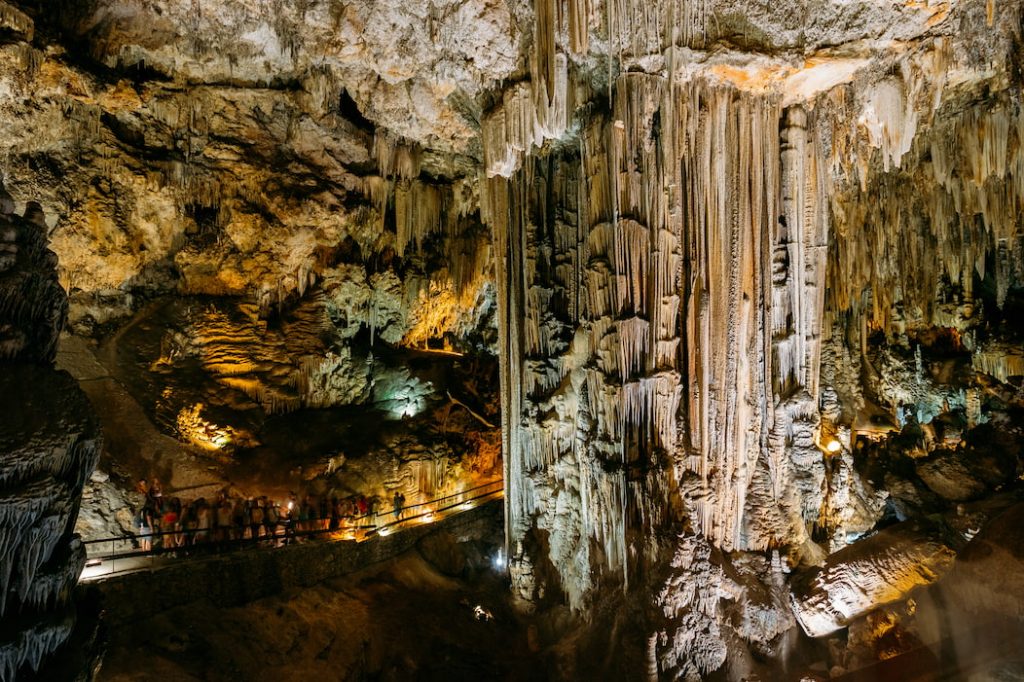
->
[479, 0, 1024, 676]
[0, 189, 101, 680]
[0, 0, 1023, 678]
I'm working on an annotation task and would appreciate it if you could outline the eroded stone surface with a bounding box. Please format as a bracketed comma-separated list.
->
[0, 200, 100, 680]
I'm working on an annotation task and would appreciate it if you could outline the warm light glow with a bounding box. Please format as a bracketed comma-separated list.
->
[378, 527, 391, 536]
[826, 439, 842, 453]
[176, 402, 235, 450]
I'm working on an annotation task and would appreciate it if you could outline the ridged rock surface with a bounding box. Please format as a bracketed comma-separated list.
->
[0, 198, 100, 680]
[789, 520, 957, 638]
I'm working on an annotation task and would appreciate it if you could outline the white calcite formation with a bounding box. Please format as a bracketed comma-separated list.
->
[478, 0, 1024, 675]
[0, 197, 100, 680]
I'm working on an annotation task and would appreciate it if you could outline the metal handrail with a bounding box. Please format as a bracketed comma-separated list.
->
[80, 479, 504, 568]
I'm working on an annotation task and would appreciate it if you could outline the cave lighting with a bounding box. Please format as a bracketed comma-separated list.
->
[492, 549, 506, 570]
[826, 439, 842, 453]
[176, 403, 234, 450]
[419, 511, 435, 523]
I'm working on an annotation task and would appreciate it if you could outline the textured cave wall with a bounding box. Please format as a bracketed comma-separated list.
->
[0, 192, 101, 680]
[0, 0, 1022, 677]
[487, 72, 829, 618]
[0, 0, 500, 345]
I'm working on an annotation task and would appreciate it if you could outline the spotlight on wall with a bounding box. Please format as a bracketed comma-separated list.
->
[492, 549, 506, 571]
[826, 439, 842, 453]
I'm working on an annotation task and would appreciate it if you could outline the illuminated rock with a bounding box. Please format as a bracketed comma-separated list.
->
[790, 520, 957, 638]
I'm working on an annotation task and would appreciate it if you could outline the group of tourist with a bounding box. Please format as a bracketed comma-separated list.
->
[131, 477, 385, 553]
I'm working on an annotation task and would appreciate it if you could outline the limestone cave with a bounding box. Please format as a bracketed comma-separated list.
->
[2, 0, 1024, 680]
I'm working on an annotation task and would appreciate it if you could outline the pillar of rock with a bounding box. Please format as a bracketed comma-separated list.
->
[0, 190, 101, 681]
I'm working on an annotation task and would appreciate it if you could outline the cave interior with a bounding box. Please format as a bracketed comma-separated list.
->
[1, 0, 1024, 680]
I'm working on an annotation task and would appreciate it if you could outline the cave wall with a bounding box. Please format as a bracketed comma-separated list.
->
[0, 0, 499, 345]
[0, 0, 1022, 678]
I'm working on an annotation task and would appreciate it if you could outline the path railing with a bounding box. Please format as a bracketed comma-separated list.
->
[80, 479, 503, 580]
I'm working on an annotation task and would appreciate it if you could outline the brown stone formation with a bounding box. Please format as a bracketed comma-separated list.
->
[0, 194, 101, 680]
[0, 196, 66, 364]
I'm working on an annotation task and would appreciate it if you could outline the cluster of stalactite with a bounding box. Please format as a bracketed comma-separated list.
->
[482, 2, 1024, 669]
[482, 0, 711, 181]
[485, 70, 835, 611]
[825, 87, 1024, 336]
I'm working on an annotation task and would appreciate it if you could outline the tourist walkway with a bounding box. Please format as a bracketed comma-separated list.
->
[79, 479, 504, 581]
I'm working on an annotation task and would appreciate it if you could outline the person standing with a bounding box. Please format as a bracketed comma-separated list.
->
[392, 491, 405, 520]
[250, 498, 264, 541]
[136, 505, 153, 552]
[148, 478, 163, 508]
[264, 498, 279, 542]
[196, 500, 211, 544]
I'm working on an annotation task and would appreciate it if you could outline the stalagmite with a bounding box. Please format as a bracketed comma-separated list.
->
[0, 197, 100, 680]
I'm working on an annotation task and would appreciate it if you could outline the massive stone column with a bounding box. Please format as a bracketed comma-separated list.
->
[485, 72, 836, 610]
[0, 192, 101, 681]
[482, 1, 1024, 676]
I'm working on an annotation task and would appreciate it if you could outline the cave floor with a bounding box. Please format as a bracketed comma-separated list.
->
[96, 552, 539, 682]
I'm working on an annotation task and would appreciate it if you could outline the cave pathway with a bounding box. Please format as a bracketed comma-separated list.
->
[79, 479, 504, 581]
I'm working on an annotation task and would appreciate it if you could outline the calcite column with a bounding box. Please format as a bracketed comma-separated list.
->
[486, 75, 823, 607]
[0, 194, 101, 681]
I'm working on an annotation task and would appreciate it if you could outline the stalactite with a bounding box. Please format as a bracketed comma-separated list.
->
[490, 71, 809, 607]
[374, 133, 421, 180]
[827, 92, 1024, 335]
[605, 0, 708, 59]
[482, 55, 574, 178]
[613, 218, 649, 315]
[674, 84, 780, 551]
[394, 180, 445, 257]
